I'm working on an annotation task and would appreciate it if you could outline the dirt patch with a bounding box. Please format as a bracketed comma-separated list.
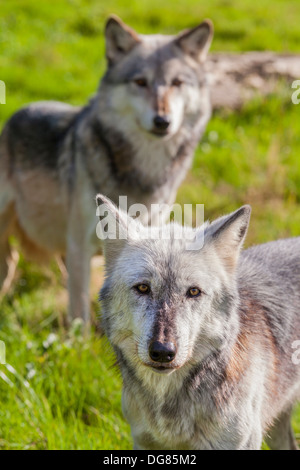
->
[207, 52, 300, 109]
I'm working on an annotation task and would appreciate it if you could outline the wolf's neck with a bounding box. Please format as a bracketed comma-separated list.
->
[85, 100, 203, 194]
[103, 121, 195, 191]
[119, 335, 242, 406]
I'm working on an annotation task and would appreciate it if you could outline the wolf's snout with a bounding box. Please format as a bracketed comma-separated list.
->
[149, 341, 177, 363]
[153, 115, 170, 131]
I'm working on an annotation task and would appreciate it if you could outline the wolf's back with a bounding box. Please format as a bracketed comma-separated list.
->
[241, 237, 300, 282]
[239, 237, 300, 360]
[1, 101, 82, 172]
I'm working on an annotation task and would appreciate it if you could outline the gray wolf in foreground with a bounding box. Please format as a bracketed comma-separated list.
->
[97, 194, 300, 450]
[0, 16, 213, 322]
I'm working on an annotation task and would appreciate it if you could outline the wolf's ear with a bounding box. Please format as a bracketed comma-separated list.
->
[96, 194, 139, 270]
[175, 20, 214, 63]
[205, 206, 251, 273]
[105, 15, 140, 66]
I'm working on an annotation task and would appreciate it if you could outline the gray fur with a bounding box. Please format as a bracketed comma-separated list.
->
[98, 196, 300, 450]
[0, 16, 213, 322]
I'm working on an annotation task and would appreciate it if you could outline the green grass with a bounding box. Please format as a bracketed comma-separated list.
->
[178, 91, 300, 246]
[0, 336, 130, 449]
[0, 0, 300, 450]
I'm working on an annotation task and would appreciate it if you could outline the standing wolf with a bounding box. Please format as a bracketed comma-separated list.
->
[0, 16, 213, 322]
[97, 194, 300, 450]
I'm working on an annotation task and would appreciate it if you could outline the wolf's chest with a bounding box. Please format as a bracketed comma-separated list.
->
[122, 385, 211, 450]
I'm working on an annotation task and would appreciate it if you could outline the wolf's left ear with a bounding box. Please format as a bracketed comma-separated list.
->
[96, 194, 140, 271]
[205, 206, 251, 273]
[175, 20, 214, 63]
[105, 15, 140, 66]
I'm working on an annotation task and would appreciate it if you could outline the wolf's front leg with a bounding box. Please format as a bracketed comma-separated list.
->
[66, 210, 93, 324]
[66, 240, 92, 324]
[265, 407, 298, 450]
[242, 432, 263, 450]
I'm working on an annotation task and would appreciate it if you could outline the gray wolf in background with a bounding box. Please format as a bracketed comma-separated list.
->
[97, 194, 300, 450]
[0, 16, 213, 322]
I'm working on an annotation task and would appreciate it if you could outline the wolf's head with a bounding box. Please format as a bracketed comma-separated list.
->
[99, 16, 213, 139]
[97, 195, 251, 381]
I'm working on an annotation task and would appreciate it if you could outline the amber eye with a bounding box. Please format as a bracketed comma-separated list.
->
[172, 78, 183, 87]
[135, 284, 150, 294]
[187, 287, 201, 298]
[134, 78, 148, 87]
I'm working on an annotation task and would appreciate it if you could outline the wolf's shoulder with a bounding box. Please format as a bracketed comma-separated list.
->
[242, 237, 300, 265]
[239, 237, 300, 283]
[6, 101, 82, 134]
[4, 101, 83, 170]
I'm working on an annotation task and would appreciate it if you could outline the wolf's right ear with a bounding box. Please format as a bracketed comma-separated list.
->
[105, 15, 140, 67]
[96, 194, 138, 270]
[175, 20, 214, 63]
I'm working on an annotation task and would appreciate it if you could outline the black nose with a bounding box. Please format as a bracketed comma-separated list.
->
[149, 341, 177, 363]
[153, 115, 170, 131]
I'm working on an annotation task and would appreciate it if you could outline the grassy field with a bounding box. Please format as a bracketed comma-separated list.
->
[0, 0, 300, 450]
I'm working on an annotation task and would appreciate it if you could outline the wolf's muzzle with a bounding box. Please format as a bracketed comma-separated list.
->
[148, 340, 177, 363]
[152, 115, 170, 135]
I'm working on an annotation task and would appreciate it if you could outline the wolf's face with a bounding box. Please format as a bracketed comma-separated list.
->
[100, 16, 213, 138]
[98, 196, 251, 379]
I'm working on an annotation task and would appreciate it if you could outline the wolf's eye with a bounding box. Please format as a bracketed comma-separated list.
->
[135, 284, 151, 294]
[134, 78, 148, 87]
[187, 287, 201, 298]
[172, 78, 183, 87]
